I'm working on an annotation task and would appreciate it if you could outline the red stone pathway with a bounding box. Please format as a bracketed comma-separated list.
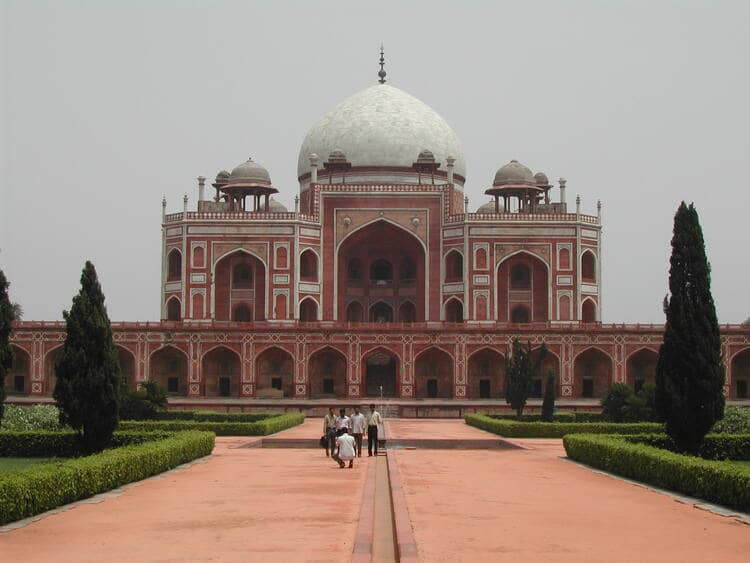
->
[0, 422, 368, 563]
[387, 419, 750, 562]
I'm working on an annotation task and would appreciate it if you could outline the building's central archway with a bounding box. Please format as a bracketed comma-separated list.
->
[364, 349, 399, 397]
[338, 220, 426, 322]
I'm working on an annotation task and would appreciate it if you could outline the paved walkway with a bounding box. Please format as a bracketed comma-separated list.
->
[387, 420, 750, 562]
[1, 421, 369, 563]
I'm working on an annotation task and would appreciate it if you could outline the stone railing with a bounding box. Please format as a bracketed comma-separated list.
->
[163, 211, 318, 224]
[445, 212, 600, 225]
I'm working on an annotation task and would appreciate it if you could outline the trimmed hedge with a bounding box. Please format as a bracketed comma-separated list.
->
[0, 430, 215, 524]
[488, 412, 606, 423]
[564, 433, 750, 512]
[625, 434, 750, 461]
[466, 413, 662, 438]
[119, 412, 305, 436]
[149, 411, 275, 423]
[0, 430, 171, 458]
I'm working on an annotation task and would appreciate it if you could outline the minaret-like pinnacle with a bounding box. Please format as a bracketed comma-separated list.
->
[378, 44, 386, 84]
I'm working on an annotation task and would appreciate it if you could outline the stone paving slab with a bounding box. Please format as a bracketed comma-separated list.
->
[0, 436, 369, 562]
[392, 438, 750, 562]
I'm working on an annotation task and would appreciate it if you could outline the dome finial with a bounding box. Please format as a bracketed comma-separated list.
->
[378, 44, 386, 84]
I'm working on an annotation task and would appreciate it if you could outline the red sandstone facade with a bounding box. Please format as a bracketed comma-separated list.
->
[6, 79, 750, 403]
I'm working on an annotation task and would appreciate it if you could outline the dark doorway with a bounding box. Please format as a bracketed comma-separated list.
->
[582, 378, 594, 398]
[479, 379, 491, 399]
[271, 377, 282, 390]
[219, 377, 231, 397]
[427, 379, 438, 398]
[365, 352, 398, 397]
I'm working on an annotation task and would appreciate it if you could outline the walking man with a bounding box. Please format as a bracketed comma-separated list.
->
[332, 427, 356, 469]
[367, 403, 383, 456]
[323, 407, 337, 457]
[350, 406, 367, 457]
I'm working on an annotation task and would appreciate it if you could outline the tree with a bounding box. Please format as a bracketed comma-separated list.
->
[54, 261, 122, 452]
[656, 202, 724, 454]
[601, 383, 633, 422]
[541, 370, 556, 422]
[505, 339, 546, 418]
[0, 270, 16, 427]
[11, 302, 23, 321]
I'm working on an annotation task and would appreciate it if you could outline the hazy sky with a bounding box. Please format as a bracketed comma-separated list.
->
[1, 1, 748, 323]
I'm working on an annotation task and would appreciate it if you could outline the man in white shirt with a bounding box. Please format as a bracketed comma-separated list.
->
[323, 407, 337, 457]
[332, 427, 357, 468]
[367, 403, 383, 456]
[349, 406, 367, 458]
[334, 408, 350, 435]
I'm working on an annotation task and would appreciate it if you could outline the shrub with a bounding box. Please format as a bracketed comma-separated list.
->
[148, 411, 276, 423]
[120, 382, 169, 421]
[0, 405, 63, 431]
[625, 433, 750, 461]
[466, 413, 661, 438]
[623, 383, 658, 422]
[563, 433, 750, 512]
[0, 430, 214, 524]
[0, 430, 172, 457]
[119, 412, 304, 436]
[712, 407, 750, 434]
[601, 383, 633, 422]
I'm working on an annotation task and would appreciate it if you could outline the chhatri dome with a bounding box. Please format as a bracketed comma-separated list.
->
[297, 50, 465, 187]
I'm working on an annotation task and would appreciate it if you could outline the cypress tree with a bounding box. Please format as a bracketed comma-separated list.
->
[541, 370, 556, 422]
[54, 261, 122, 452]
[655, 202, 724, 454]
[0, 270, 16, 427]
[505, 339, 546, 418]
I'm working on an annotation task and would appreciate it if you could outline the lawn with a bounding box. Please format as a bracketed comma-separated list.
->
[0, 457, 55, 474]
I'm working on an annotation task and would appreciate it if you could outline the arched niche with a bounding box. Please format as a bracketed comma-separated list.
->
[214, 250, 266, 321]
[573, 348, 612, 399]
[202, 346, 241, 397]
[497, 252, 549, 322]
[308, 347, 347, 398]
[255, 347, 294, 398]
[467, 348, 505, 399]
[414, 348, 453, 398]
[149, 346, 188, 396]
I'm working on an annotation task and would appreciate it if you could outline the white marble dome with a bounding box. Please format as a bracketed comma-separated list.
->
[297, 84, 465, 181]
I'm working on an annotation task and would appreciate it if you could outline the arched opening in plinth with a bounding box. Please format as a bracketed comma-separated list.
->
[363, 349, 399, 398]
[626, 348, 658, 392]
[116, 346, 136, 390]
[308, 347, 348, 399]
[573, 347, 612, 398]
[255, 347, 294, 398]
[338, 220, 426, 322]
[731, 348, 750, 399]
[202, 346, 241, 397]
[415, 347, 453, 398]
[8, 345, 31, 395]
[214, 250, 266, 321]
[45, 346, 64, 395]
[467, 348, 504, 399]
[497, 252, 549, 322]
[149, 346, 188, 396]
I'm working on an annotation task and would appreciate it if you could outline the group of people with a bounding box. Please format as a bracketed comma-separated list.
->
[322, 404, 383, 469]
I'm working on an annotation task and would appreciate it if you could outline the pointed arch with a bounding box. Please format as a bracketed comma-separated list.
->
[495, 250, 551, 322]
[308, 346, 348, 398]
[166, 296, 181, 321]
[444, 297, 464, 323]
[362, 346, 400, 398]
[211, 248, 268, 321]
[581, 298, 597, 323]
[444, 250, 464, 283]
[581, 250, 596, 283]
[115, 345, 136, 390]
[44, 345, 64, 395]
[300, 248, 320, 282]
[299, 296, 319, 322]
[369, 301, 394, 323]
[232, 303, 253, 322]
[202, 345, 241, 397]
[346, 301, 364, 322]
[398, 300, 417, 323]
[531, 346, 561, 398]
[573, 347, 613, 398]
[255, 346, 294, 398]
[167, 248, 182, 281]
[730, 347, 750, 399]
[467, 347, 505, 399]
[8, 344, 31, 395]
[626, 347, 658, 392]
[414, 346, 454, 398]
[149, 345, 189, 396]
